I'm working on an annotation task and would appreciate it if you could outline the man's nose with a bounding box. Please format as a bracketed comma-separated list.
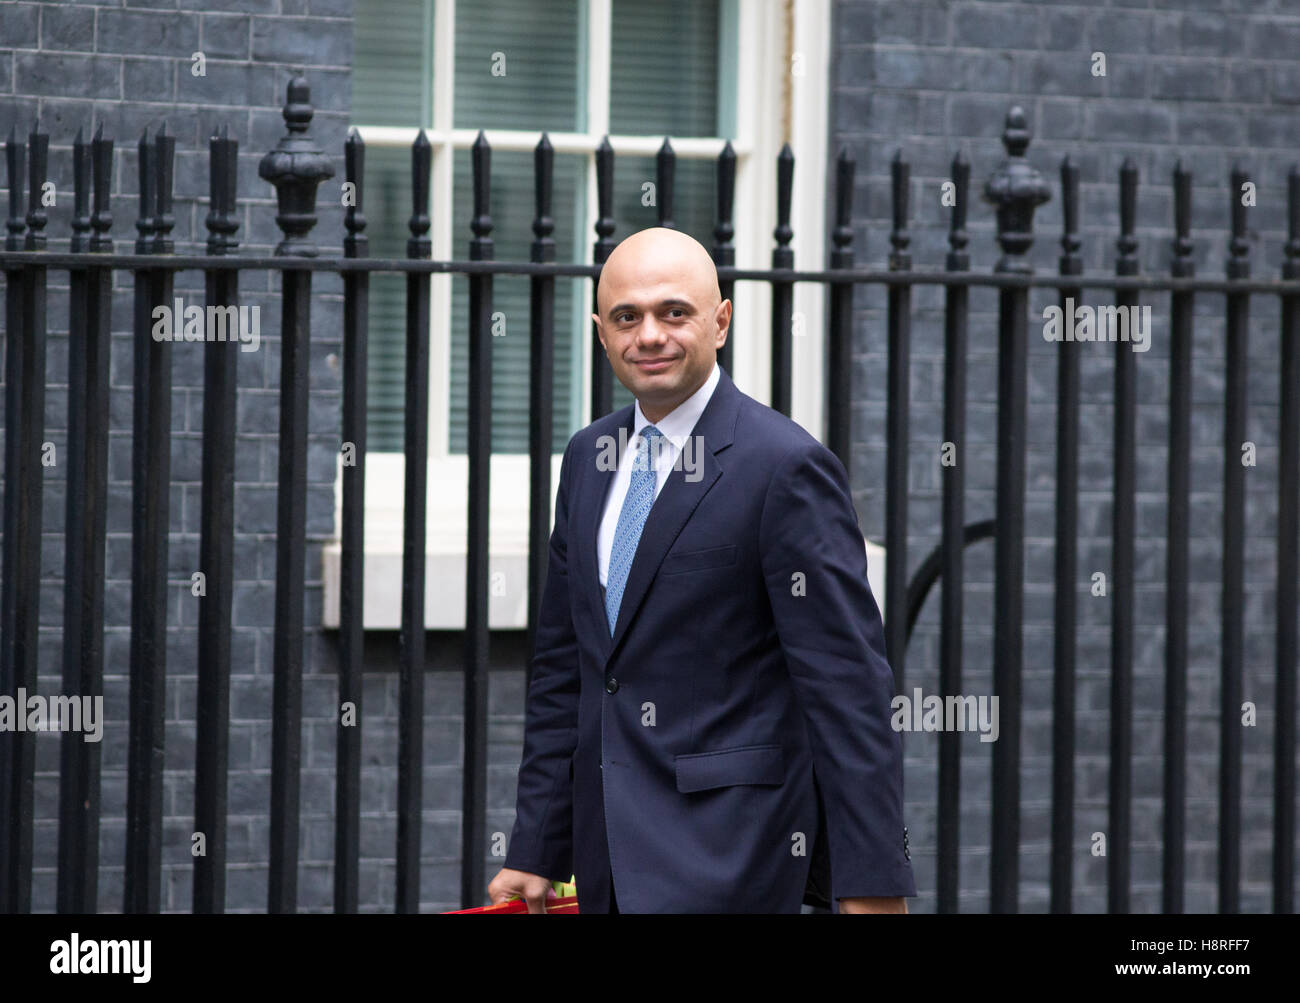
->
[636, 316, 668, 347]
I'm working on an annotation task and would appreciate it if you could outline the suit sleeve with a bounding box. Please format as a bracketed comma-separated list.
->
[758, 441, 916, 900]
[503, 438, 580, 881]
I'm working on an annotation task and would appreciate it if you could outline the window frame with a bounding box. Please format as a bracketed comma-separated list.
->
[323, 0, 832, 629]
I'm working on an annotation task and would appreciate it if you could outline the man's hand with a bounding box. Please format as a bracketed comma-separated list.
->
[838, 896, 908, 914]
[488, 867, 556, 915]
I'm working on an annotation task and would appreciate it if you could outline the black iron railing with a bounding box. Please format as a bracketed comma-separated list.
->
[0, 76, 1296, 915]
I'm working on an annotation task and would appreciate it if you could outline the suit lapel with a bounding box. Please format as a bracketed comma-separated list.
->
[605, 368, 740, 664]
[580, 407, 634, 660]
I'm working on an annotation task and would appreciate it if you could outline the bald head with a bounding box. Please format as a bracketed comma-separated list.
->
[596, 227, 721, 318]
[592, 227, 731, 423]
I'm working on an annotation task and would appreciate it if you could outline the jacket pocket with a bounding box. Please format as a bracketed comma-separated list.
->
[660, 543, 738, 575]
[674, 743, 784, 793]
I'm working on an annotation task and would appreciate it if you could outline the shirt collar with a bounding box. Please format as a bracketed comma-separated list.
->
[632, 361, 720, 445]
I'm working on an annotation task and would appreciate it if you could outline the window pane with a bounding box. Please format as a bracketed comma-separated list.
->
[610, 0, 721, 136]
[454, 0, 581, 132]
[354, 0, 433, 127]
[449, 149, 586, 454]
[362, 144, 415, 453]
[606, 155, 717, 413]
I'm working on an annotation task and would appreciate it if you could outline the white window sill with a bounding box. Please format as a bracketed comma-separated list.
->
[321, 448, 887, 630]
[321, 452, 562, 630]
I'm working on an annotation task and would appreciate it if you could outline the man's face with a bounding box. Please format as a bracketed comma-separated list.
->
[594, 229, 731, 422]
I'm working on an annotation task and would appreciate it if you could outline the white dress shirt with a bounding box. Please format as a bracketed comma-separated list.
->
[597, 362, 721, 587]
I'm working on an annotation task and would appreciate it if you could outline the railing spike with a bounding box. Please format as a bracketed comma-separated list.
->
[343, 127, 366, 259]
[656, 136, 675, 229]
[24, 119, 48, 251]
[1171, 160, 1194, 278]
[889, 148, 910, 270]
[1228, 162, 1251, 280]
[4, 126, 24, 251]
[135, 128, 155, 254]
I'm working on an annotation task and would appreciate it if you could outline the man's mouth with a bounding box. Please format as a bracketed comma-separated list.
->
[633, 357, 676, 372]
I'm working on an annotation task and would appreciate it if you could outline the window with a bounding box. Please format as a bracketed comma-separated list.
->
[328, 0, 832, 628]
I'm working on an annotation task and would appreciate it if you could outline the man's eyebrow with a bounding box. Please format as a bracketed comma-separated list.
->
[607, 298, 696, 319]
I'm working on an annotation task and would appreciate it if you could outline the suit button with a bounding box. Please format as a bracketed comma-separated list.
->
[605, 677, 619, 694]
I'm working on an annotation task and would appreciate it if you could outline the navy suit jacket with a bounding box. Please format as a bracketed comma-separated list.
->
[503, 366, 916, 912]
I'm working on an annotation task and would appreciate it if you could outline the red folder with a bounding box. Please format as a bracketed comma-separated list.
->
[444, 895, 579, 914]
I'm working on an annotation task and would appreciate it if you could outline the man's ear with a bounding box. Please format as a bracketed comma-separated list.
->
[592, 314, 607, 353]
[714, 299, 733, 348]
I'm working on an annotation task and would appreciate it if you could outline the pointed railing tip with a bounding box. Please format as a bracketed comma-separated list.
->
[347, 126, 361, 143]
[413, 127, 430, 147]
[472, 128, 489, 148]
[157, 120, 167, 137]
[93, 121, 105, 141]
[778, 142, 793, 157]
[1121, 156, 1137, 172]
[536, 131, 552, 150]
[658, 136, 672, 151]
[74, 125, 84, 145]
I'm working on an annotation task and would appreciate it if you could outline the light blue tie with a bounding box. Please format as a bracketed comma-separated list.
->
[605, 425, 663, 635]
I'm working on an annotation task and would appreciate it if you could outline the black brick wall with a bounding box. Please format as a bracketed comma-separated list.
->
[830, 0, 1300, 912]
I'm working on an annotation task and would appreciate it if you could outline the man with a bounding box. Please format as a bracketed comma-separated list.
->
[488, 227, 914, 913]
